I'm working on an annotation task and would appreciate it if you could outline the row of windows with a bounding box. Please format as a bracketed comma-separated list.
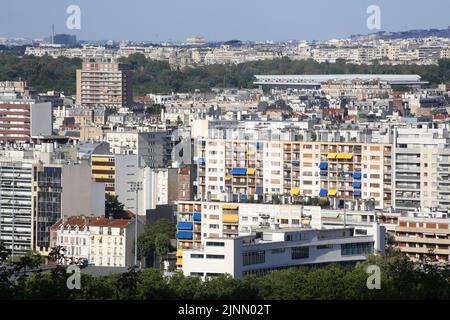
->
[341, 242, 373, 256]
[190, 254, 225, 259]
[190, 272, 223, 278]
[291, 247, 309, 259]
[243, 250, 265, 266]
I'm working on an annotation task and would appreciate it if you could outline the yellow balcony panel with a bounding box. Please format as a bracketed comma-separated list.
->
[328, 189, 337, 196]
[223, 213, 239, 223]
[247, 168, 256, 175]
[290, 188, 300, 196]
[176, 249, 183, 257]
[93, 174, 115, 179]
[92, 165, 115, 171]
[176, 258, 183, 266]
[92, 157, 114, 162]
[327, 153, 337, 159]
[225, 175, 232, 181]
[336, 153, 353, 160]
[221, 204, 239, 210]
[247, 150, 256, 155]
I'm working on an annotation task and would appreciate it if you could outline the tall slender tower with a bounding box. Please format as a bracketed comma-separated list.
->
[51, 24, 55, 44]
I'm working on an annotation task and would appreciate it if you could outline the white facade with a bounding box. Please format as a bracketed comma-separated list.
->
[393, 127, 450, 212]
[181, 226, 384, 279]
[53, 216, 143, 267]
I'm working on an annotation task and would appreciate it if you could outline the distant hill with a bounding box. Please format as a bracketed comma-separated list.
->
[351, 26, 450, 40]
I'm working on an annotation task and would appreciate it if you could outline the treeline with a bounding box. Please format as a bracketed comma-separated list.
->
[1, 51, 449, 96]
[1, 243, 450, 300]
[0, 52, 81, 94]
[119, 54, 450, 94]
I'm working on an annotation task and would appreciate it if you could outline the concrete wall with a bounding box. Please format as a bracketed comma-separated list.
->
[31, 102, 52, 136]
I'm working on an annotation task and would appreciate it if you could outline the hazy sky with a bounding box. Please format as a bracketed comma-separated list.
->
[1, 0, 449, 42]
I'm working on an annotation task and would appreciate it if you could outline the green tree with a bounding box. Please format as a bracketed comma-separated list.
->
[105, 194, 127, 219]
[136, 219, 176, 266]
[154, 233, 171, 269]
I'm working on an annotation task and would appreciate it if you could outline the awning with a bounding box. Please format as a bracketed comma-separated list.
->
[336, 153, 353, 160]
[328, 189, 337, 196]
[256, 187, 264, 194]
[247, 168, 256, 175]
[225, 175, 232, 181]
[193, 213, 202, 221]
[231, 168, 247, 175]
[177, 221, 193, 230]
[223, 213, 239, 223]
[327, 153, 337, 159]
[354, 190, 361, 197]
[247, 150, 256, 155]
[320, 170, 328, 176]
[291, 188, 300, 196]
[176, 231, 193, 239]
[319, 162, 328, 169]
[292, 160, 300, 165]
[353, 172, 362, 179]
[319, 189, 328, 197]
[221, 204, 239, 210]
[352, 182, 361, 188]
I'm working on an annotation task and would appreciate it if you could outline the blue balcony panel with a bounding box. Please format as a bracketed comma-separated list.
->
[177, 221, 193, 230]
[177, 231, 193, 239]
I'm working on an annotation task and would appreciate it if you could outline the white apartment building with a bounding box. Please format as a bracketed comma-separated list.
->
[0, 145, 105, 257]
[181, 226, 385, 279]
[175, 200, 387, 268]
[393, 126, 450, 212]
[52, 215, 143, 267]
[140, 167, 178, 214]
[196, 137, 392, 210]
[0, 153, 35, 257]
[104, 129, 168, 167]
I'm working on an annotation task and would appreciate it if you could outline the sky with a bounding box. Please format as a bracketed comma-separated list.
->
[1, 0, 449, 42]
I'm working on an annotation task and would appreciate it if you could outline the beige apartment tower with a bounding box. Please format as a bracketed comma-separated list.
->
[76, 58, 133, 108]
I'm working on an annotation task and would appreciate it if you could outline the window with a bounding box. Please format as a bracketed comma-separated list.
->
[341, 242, 373, 256]
[242, 251, 265, 266]
[190, 254, 204, 259]
[291, 247, 309, 259]
[280, 219, 289, 224]
[206, 273, 222, 278]
[206, 241, 225, 247]
[317, 244, 333, 250]
[206, 254, 225, 259]
[190, 272, 204, 277]
[292, 219, 300, 225]
[271, 248, 285, 254]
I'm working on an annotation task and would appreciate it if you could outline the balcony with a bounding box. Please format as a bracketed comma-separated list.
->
[223, 214, 239, 224]
[396, 175, 420, 181]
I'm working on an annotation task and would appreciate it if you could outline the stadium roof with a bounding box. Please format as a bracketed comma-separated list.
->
[254, 74, 426, 86]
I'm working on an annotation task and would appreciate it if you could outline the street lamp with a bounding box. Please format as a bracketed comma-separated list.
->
[130, 181, 143, 268]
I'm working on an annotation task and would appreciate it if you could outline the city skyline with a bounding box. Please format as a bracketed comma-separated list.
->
[1, 0, 449, 42]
